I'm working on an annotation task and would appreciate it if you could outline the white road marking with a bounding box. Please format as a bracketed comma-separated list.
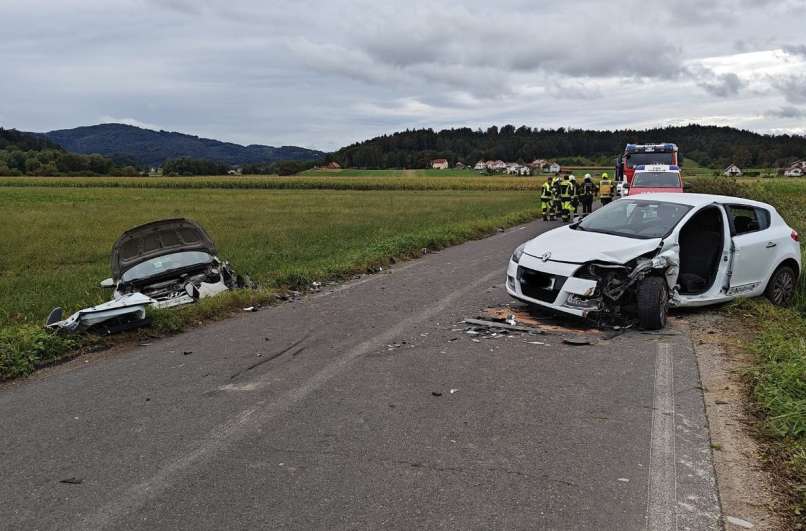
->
[646, 342, 677, 530]
[73, 267, 504, 530]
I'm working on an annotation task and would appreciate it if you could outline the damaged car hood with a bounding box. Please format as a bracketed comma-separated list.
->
[110, 218, 217, 281]
[523, 226, 662, 264]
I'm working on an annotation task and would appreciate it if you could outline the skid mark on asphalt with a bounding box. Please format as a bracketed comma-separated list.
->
[72, 267, 503, 530]
[646, 342, 677, 530]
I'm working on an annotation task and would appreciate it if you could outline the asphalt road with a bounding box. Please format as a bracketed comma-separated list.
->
[0, 220, 721, 530]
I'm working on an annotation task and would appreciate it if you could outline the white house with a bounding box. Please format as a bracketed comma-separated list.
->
[474, 161, 486, 171]
[783, 160, 806, 176]
[518, 166, 531, 176]
[431, 158, 449, 170]
[546, 161, 561, 174]
[723, 163, 742, 176]
[784, 166, 804, 177]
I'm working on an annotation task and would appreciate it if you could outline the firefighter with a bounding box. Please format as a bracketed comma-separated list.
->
[569, 174, 579, 213]
[581, 174, 598, 214]
[539, 178, 553, 221]
[599, 172, 614, 205]
[550, 175, 563, 221]
[559, 174, 575, 222]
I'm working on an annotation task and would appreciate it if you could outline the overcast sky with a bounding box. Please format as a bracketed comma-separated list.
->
[3, 0, 806, 151]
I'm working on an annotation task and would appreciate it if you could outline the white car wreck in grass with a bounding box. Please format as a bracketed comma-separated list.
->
[507, 193, 801, 329]
[46, 218, 247, 333]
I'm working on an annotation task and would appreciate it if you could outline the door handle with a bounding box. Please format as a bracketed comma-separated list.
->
[766, 242, 777, 248]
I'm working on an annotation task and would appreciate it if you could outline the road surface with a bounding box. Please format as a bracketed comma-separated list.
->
[0, 220, 720, 530]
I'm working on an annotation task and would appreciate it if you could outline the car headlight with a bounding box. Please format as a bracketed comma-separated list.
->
[512, 243, 526, 263]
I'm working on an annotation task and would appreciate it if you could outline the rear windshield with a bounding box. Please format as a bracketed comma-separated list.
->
[625, 152, 674, 167]
[122, 251, 213, 282]
[633, 171, 681, 188]
[574, 199, 692, 239]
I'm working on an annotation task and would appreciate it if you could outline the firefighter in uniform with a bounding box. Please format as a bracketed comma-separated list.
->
[569, 174, 579, 214]
[599, 172, 614, 205]
[540, 178, 553, 221]
[559, 174, 575, 222]
[581, 174, 599, 214]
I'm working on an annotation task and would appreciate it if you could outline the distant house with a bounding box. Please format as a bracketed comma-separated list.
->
[455, 161, 466, 169]
[783, 160, 806, 176]
[323, 161, 342, 170]
[784, 166, 804, 177]
[488, 160, 507, 171]
[723, 163, 742, 177]
[518, 166, 531, 176]
[431, 158, 449, 170]
[473, 160, 486, 171]
[546, 161, 561, 174]
[148, 167, 163, 177]
[528, 159, 548, 170]
[227, 167, 243, 176]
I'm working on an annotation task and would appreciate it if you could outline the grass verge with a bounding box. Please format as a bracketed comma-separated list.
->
[0, 186, 540, 379]
[691, 176, 806, 523]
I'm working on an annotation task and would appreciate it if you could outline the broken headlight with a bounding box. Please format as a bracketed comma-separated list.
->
[512, 243, 526, 263]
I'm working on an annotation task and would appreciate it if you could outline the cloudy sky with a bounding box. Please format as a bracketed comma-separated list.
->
[3, 0, 806, 151]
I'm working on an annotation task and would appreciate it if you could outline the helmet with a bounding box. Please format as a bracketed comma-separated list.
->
[569, 174, 576, 181]
[584, 174, 592, 181]
[601, 172, 608, 179]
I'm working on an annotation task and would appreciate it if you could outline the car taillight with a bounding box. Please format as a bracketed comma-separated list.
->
[792, 230, 800, 242]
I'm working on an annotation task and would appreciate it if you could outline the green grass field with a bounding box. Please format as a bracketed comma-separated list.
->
[690, 176, 806, 518]
[0, 181, 542, 378]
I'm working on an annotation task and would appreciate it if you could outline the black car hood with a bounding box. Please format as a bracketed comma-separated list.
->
[111, 218, 217, 281]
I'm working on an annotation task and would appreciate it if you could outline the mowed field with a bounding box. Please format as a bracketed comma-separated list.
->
[0, 176, 545, 377]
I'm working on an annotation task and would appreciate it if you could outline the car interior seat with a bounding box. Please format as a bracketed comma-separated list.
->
[678, 209, 724, 294]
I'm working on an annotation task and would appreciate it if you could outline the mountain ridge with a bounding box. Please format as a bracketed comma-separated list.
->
[42, 123, 326, 167]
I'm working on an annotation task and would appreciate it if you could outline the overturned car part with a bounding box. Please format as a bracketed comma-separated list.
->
[46, 218, 248, 334]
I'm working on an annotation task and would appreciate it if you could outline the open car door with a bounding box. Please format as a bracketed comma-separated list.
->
[723, 204, 777, 297]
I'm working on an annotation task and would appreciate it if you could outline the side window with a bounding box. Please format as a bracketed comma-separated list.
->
[727, 205, 765, 235]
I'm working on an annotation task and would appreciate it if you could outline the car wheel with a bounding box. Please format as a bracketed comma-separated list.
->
[765, 265, 797, 307]
[637, 276, 668, 330]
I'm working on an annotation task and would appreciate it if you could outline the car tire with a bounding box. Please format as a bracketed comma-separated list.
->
[765, 264, 797, 307]
[637, 276, 668, 330]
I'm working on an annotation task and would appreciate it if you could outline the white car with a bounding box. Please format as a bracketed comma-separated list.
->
[507, 193, 801, 329]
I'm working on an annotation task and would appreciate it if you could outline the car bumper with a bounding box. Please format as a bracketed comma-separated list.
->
[505, 254, 599, 318]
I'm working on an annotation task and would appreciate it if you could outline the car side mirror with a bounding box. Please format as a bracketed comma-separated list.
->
[99, 278, 115, 288]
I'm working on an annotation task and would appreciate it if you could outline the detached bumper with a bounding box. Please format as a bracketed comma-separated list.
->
[505, 255, 599, 318]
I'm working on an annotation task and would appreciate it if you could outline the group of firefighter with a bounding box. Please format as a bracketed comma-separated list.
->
[539, 172, 615, 222]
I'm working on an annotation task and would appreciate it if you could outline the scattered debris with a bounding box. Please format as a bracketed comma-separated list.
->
[243, 306, 257, 312]
[616, 478, 630, 483]
[562, 336, 597, 346]
[431, 391, 442, 397]
[449, 388, 459, 394]
[724, 515, 754, 529]
[59, 477, 83, 485]
[462, 318, 542, 334]
[182, 350, 193, 356]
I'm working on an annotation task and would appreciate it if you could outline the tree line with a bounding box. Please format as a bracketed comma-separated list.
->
[329, 124, 806, 169]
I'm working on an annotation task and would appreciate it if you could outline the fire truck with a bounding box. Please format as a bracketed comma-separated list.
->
[615, 143, 679, 186]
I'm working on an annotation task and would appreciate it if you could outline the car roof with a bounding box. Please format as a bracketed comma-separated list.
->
[625, 193, 773, 209]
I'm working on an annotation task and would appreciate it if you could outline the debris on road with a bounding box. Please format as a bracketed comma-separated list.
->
[462, 318, 543, 334]
[562, 336, 597, 346]
[243, 306, 257, 312]
[450, 388, 459, 394]
[431, 391, 442, 397]
[59, 477, 83, 485]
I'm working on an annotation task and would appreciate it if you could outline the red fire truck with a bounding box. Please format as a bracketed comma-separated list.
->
[615, 143, 679, 185]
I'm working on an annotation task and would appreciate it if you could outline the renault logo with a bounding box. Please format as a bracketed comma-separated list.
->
[540, 251, 551, 262]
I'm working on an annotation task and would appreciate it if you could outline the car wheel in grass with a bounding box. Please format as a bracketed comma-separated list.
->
[765, 265, 796, 307]
[637, 276, 668, 330]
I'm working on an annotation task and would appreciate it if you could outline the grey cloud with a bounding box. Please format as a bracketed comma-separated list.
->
[765, 106, 805, 118]
[690, 68, 745, 97]
[773, 74, 806, 103]
[782, 44, 806, 58]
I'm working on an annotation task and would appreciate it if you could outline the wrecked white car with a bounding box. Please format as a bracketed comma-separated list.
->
[507, 193, 801, 329]
[47, 218, 246, 333]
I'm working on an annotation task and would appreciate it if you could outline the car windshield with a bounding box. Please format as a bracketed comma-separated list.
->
[575, 199, 692, 239]
[121, 251, 213, 282]
[625, 152, 674, 167]
[633, 171, 681, 188]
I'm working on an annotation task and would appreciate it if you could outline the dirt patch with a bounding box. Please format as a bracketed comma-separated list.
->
[688, 312, 786, 530]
